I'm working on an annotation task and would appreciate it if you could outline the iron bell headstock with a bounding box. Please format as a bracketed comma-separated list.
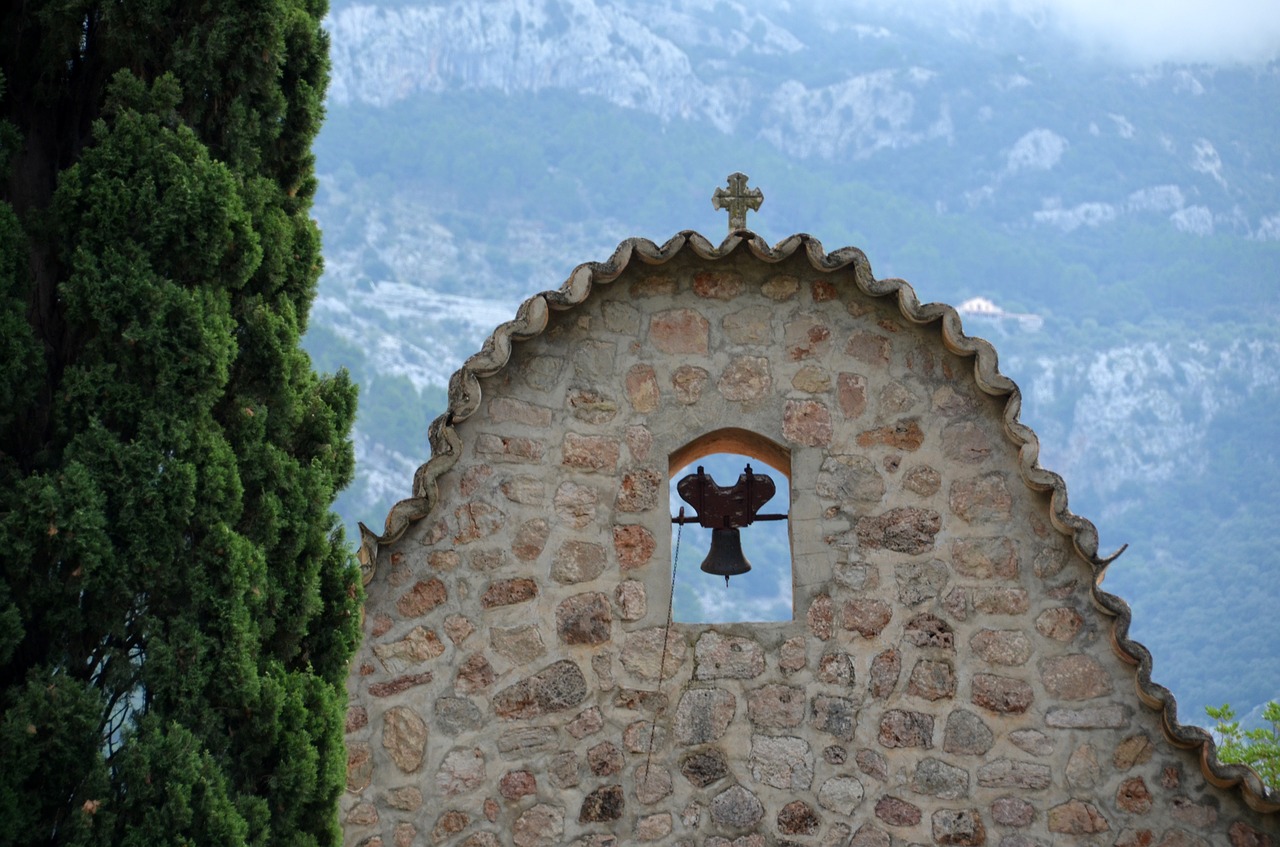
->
[674, 464, 782, 585]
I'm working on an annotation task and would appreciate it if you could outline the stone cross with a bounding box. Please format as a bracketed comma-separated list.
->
[712, 172, 763, 233]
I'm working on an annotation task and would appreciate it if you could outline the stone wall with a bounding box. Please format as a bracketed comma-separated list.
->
[343, 243, 1277, 847]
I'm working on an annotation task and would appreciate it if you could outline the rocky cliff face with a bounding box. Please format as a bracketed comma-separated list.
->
[327, 1, 737, 126]
[325, 0, 1280, 238]
[1010, 338, 1280, 506]
[315, 0, 1280, 527]
[325, 1, 958, 152]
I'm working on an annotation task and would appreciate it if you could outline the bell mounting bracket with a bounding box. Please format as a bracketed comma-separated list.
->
[671, 464, 786, 528]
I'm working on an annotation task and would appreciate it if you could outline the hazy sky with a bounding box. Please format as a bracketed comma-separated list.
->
[1040, 0, 1280, 64]
[840, 0, 1280, 65]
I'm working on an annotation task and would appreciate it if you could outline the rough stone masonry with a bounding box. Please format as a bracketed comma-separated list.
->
[343, 234, 1278, 847]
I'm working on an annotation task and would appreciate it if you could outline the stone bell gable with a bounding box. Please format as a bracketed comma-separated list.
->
[343, 230, 1278, 847]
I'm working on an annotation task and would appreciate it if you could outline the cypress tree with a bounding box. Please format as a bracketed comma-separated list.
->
[0, 3, 359, 844]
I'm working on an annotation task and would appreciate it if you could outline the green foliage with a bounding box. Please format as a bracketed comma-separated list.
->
[0, 674, 112, 846]
[0, 3, 356, 844]
[1206, 702, 1280, 791]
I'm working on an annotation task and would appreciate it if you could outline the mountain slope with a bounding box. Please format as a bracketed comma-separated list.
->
[308, 0, 1280, 726]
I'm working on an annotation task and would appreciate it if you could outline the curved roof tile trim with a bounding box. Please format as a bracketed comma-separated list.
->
[355, 229, 1278, 814]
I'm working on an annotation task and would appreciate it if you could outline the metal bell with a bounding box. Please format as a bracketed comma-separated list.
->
[700, 527, 752, 586]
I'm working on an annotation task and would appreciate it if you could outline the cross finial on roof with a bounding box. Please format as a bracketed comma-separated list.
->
[712, 172, 763, 234]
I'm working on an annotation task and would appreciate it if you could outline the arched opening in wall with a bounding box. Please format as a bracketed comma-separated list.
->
[668, 429, 792, 624]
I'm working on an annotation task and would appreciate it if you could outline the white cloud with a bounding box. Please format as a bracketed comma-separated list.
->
[809, 0, 1280, 65]
[1037, 0, 1280, 65]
